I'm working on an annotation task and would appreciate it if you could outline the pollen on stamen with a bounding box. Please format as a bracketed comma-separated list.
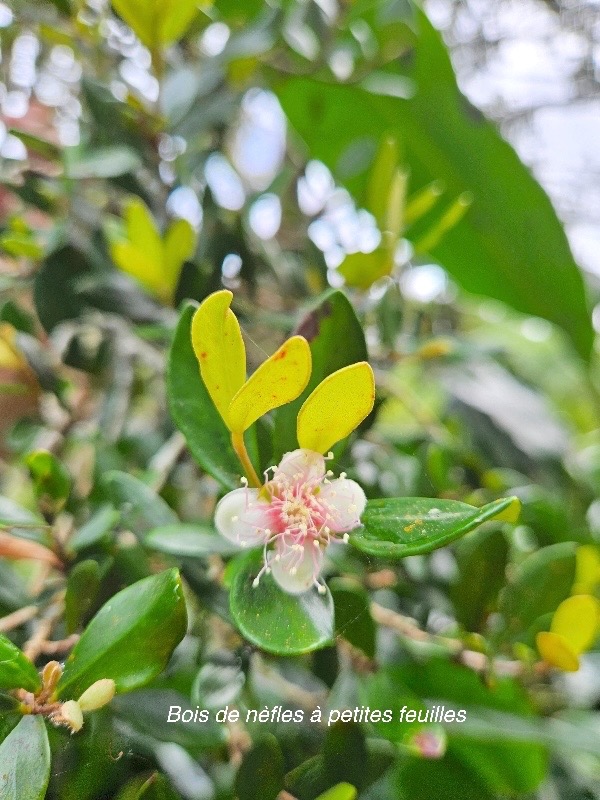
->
[252, 577, 260, 588]
[240, 476, 248, 486]
[343, 533, 350, 543]
[317, 583, 327, 595]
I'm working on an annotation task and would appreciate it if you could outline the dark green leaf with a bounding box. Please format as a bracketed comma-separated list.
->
[396, 749, 495, 800]
[498, 541, 577, 640]
[451, 527, 509, 631]
[323, 722, 368, 789]
[65, 559, 101, 633]
[277, 12, 593, 359]
[57, 568, 187, 698]
[34, 245, 92, 333]
[273, 290, 368, 460]
[330, 578, 376, 658]
[0, 716, 51, 800]
[350, 496, 518, 558]
[229, 551, 334, 655]
[0, 634, 41, 692]
[146, 523, 239, 557]
[235, 734, 284, 800]
[167, 303, 240, 490]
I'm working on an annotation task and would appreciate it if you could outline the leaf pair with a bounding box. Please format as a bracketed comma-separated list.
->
[109, 199, 196, 305]
[191, 290, 375, 455]
[536, 594, 600, 672]
[111, 0, 201, 51]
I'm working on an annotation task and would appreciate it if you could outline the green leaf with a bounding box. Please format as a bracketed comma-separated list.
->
[26, 450, 71, 515]
[69, 505, 120, 552]
[277, 12, 593, 359]
[66, 146, 141, 179]
[350, 496, 519, 558]
[111, 0, 199, 49]
[167, 303, 241, 490]
[114, 772, 183, 800]
[57, 568, 187, 698]
[146, 524, 239, 557]
[65, 559, 101, 633]
[396, 749, 495, 800]
[330, 578, 376, 658]
[0, 716, 51, 800]
[273, 290, 368, 460]
[323, 722, 368, 790]
[229, 551, 334, 655]
[235, 734, 284, 800]
[315, 784, 357, 800]
[498, 542, 577, 640]
[451, 527, 509, 632]
[0, 634, 41, 692]
[104, 471, 177, 537]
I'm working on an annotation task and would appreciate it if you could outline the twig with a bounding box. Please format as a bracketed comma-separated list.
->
[0, 605, 38, 633]
[39, 634, 79, 655]
[23, 591, 65, 663]
[370, 602, 522, 677]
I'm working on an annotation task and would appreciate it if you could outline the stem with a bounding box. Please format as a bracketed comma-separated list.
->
[231, 431, 262, 488]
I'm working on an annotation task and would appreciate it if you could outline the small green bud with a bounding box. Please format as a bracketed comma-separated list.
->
[77, 678, 116, 712]
[57, 700, 83, 733]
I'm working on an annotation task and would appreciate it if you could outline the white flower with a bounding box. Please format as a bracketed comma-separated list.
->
[215, 449, 366, 594]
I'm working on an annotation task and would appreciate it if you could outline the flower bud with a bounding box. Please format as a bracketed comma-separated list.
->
[42, 661, 62, 693]
[57, 700, 83, 733]
[77, 679, 116, 712]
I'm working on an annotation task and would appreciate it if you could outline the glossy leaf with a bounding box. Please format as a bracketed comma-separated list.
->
[104, 471, 177, 536]
[0, 634, 41, 692]
[191, 289, 246, 426]
[350, 496, 519, 558]
[168, 303, 241, 489]
[228, 336, 312, 434]
[330, 578, 376, 658]
[0, 716, 50, 800]
[146, 523, 239, 557]
[57, 568, 187, 698]
[499, 542, 577, 639]
[273, 290, 368, 460]
[277, 11, 593, 358]
[229, 552, 334, 655]
[65, 559, 101, 633]
[297, 362, 375, 454]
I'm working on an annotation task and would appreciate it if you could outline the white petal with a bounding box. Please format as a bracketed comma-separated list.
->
[214, 488, 271, 547]
[269, 539, 323, 594]
[318, 478, 366, 532]
[274, 449, 325, 485]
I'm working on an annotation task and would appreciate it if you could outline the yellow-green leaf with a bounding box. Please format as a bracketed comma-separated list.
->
[228, 336, 311, 434]
[297, 362, 375, 454]
[338, 249, 394, 290]
[125, 198, 162, 264]
[111, 0, 202, 49]
[110, 241, 166, 301]
[536, 631, 579, 672]
[191, 290, 246, 427]
[551, 594, 600, 654]
[164, 218, 195, 284]
[574, 545, 600, 594]
[108, 198, 196, 304]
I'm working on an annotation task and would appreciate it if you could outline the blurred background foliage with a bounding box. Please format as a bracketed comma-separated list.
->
[2, 0, 600, 798]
